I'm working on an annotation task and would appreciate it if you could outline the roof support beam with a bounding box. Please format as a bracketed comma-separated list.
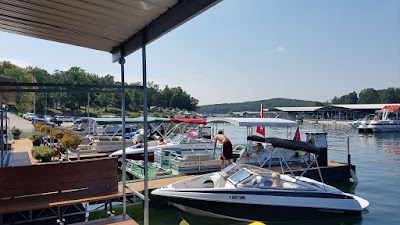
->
[111, 0, 221, 62]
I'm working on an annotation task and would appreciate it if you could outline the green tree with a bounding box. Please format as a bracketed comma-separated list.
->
[358, 88, 380, 104]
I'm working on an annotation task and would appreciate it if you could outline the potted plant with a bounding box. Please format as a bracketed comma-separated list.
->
[61, 133, 83, 150]
[30, 133, 43, 146]
[31, 145, 55, 162]
[11, 126, 22, 140]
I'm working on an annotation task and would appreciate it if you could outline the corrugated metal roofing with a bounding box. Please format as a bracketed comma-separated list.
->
[207, 117, 298, 127]
[0, 0, 221, 59]
[273, 107, 323, 112]
[272, 104, 400, 112]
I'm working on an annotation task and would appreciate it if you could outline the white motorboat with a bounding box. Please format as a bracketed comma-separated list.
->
[151, 138, 369, 223]
[110, 126, 215, 161]
[358, 105, 400, 133]
[348, 114, 375, 128]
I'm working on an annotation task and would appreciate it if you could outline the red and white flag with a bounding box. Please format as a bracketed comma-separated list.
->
[256, 104, 265, 137]
[31, 72, 37, 89]
[31, 73, 37, 83]
[293, 127, 301, 141]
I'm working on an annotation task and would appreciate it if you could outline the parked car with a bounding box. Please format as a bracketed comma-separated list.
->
[48, 117, 63, 126]
[55, 116, 74, 122]
[23, 113, 37, 121]
[32, 118, 55, 127]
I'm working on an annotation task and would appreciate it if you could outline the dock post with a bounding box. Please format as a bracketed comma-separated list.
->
[347, 135, 351, 181]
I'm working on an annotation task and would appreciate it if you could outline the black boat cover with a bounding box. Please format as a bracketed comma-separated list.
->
[247, 135, 320, 154]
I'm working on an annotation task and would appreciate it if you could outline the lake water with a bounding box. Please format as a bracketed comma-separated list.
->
[134, 123, 400, 225]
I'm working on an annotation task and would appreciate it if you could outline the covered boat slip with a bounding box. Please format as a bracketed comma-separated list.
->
[0, 0, 223, 224]
[207, 117, 299, 139]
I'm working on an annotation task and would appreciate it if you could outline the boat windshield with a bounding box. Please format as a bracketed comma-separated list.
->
[228, 168, 252, 184]
[169, 134, 185, 144]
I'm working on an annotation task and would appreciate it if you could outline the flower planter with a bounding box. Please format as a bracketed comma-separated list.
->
[32, 139, 42, 146]
[13, 134, 20, 140]
[41, 157, 52, 162]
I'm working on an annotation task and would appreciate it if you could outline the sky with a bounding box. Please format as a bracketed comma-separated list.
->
[0, 0, 399, 106]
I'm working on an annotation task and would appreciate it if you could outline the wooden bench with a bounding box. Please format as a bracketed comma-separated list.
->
[0, 157, 122, 218]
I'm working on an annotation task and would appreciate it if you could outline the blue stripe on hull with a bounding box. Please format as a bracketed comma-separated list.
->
[162, 197, 361, 222]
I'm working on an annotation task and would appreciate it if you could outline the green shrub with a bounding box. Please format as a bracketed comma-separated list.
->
[11, 126, 22, 136]
[31, 145, 55, 162]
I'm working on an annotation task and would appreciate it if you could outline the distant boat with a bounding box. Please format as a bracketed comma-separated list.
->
[358, 105, 400, 133]
[348, 114, 375, 128]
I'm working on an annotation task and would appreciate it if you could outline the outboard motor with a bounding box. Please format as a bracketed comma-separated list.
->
[306, 132, 328, 167]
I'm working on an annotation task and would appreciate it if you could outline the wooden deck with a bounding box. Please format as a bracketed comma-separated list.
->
[9, 139, 36, 166]
[72, 215, 138, 225]
[120, 175, 194, 193]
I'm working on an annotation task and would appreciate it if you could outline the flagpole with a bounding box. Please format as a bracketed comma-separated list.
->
[33, 93, 36, 115]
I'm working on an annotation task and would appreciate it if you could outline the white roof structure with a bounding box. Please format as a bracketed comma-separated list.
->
[207, 117, 298, 127]
[332, 104, 400, 110]
[272, 104, 400, 112]
[273, 107, 323, 112]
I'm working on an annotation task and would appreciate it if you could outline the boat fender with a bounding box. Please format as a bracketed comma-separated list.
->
[350, 169, 358, 183]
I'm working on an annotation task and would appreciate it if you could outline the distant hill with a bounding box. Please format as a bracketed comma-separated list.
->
[199, 98, 320, 114]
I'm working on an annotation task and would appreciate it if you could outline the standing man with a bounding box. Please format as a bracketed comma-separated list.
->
[213, 130, 233, 170]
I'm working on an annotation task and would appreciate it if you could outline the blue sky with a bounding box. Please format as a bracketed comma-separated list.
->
[0, 0, 399, 106]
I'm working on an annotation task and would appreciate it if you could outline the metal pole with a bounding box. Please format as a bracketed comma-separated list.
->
[45, 93, 47, 115]
[33, 93, 36, 115]
[87, 93, 90, 136]
[119, 56, 127, 216]
[142, 32, 149, 225]
[347, 135, 351, 181]
[5, 107, 8, 153]
[0, 102, 4, 168]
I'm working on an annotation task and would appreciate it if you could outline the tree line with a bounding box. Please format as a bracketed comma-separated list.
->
[0, 61, 199, 115]
[331, 88, 400, 104]
[199, 98, 318, 114]
[200, 88, 400, 114]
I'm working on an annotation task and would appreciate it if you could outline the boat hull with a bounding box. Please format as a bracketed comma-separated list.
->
[157, 195, 362, 222]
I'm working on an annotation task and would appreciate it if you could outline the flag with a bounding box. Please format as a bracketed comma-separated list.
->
[256, 104, 265, 137]
[31, 72, 37, 89]
[31, 73, 37, 83]
[293, 127, 301, 141]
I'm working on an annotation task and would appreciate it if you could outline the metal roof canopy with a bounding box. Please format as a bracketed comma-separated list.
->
[207, 117, 298, 127]
[0, 0, 222, 61]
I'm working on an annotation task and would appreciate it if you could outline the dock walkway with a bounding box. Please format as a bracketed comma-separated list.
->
[7, 139, 36, 166]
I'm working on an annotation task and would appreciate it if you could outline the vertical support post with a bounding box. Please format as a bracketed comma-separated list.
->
[118, 56, 127, 216]
[142, 31, 150, 225]
[87, 93, 90, 136]
[45, 92, 48, 116]
[347, 135, 351, 181]
[5, 107, 8, 153]
[33, 93, 36, 116]
[0, 102, 3, 168]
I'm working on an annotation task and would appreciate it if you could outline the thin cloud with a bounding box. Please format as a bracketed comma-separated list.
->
[275, 46, 287, 53]
[0, 57, 35, 68]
